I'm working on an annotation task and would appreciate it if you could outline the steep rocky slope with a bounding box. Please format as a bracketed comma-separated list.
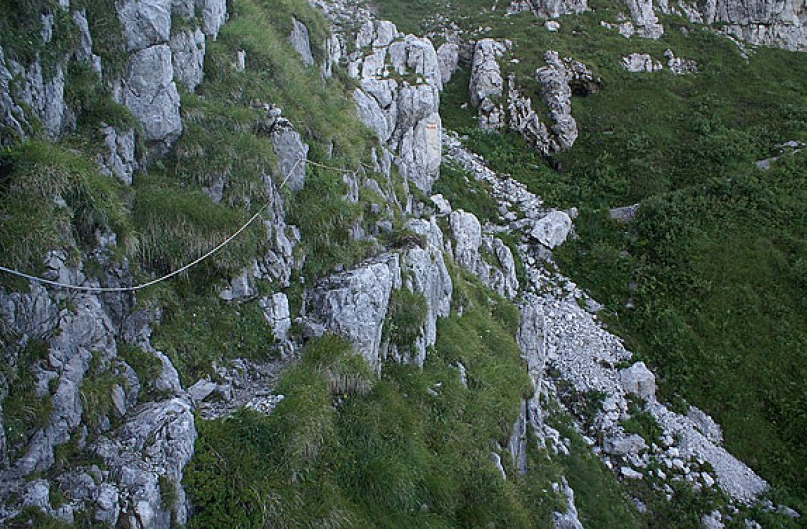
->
[0, 0, 805, 528]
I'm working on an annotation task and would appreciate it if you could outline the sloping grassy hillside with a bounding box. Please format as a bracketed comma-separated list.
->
[184, 271, 643, 528]
[383, 0, 807, 515]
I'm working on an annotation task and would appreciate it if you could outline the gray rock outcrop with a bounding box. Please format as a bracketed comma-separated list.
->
[449, 210, 520, 299]
[553, 477, 585, 529]
[290, 18, 315, 66]
[522, 0, 589, 19]
[469, 39, 507, 130]
[305, 254, 402, 371]
[396, 219, 453, 366]
[664, 49, 698, 74]
[621, 53, 663, 72]
[197, 0, 228, 39]
[122, 45, 182, 156]
[624, 0, 664, 38]
[92, 397, 196, 528]
[346, 20, 443, 193]
[117, 0, 172, 51]
[688, 0, 807, 50]
[436, 42, 460, 84]
[170, 28, 206, 91]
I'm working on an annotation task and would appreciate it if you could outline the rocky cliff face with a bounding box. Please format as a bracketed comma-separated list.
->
[513, 0, 807, 49]
[0, 0, 801, 526]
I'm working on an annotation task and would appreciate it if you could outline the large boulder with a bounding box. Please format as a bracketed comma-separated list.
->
[530, 211, 572, 249]
[620, 361, 656, 400]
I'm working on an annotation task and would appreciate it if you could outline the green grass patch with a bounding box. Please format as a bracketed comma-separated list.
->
[151, 291, 275, 386]
[0, 141, 130, 278]
[0, 339, 53, 461]
[185, 275, 563, 528]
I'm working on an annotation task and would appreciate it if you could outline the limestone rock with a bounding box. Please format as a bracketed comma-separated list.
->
[306, 255, 401, 371]
[290, 18, 314, 66]
[665, 49, 697, 74]
[219, 267, 257, 301]
[518, 297, 547, 385]
[530, 211, 572, 249]
[624, 0, 664, 38]
[397, 218, 453, 366]
[98, 125, 140, 185]
[604, 433, 648, 455]
[535, 52, 577, 152]
[392, 84, 442, 193]
[92, 397, 196, 528]
[72, 9, 102, 75]
[552, 478, 584, 529]
[260, 293, 292, 343]
[197, 0, 228, 39]
[688, 406, 723, 443]
[322, 34, 342, 78]
[122, 45, 182, 155]
[170, 28, 206, 91]
[255, 173, 298, 287]
[449, 210, 519, 299]
[698, 0, 807, 50]
[354, 87, 390, 141]
[621, 53, 663, 72]
[270, 118, 309, 192]
[430, 194, 452, 215]
[620, 361, 656, 400]
[469, 39, 507, 130]
[436, 42, 460, 84]
[172, 0, 196, 19]
[0, 47, 69, 141]
[527, 0, 588, 19]
[117, 0, 172, 51]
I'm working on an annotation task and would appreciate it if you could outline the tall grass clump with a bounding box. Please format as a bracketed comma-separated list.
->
[0, 141, 130, 276]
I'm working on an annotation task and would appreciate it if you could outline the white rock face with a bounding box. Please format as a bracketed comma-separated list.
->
[347, 20, 443, 193]
[117, 0, 172, 51]
[397, 218, 453, 366]
[530, 210, 572, 249]
[436, 42, 460, 84]
[290, 18, 314, 66]
[469, 39, 507, 130]
[260, 293, 292, 343]
[306, 255, 402, 371]
[98, 125, 140, 185]
[170, 28, 206, 91]
[122, 45, 182, 154]
[449, 210, 520, 299]
[620, 361, 656, 400]
[0, 46, 69, 141]
[625, 0, 664, 38]
[196, 0, 228, 39]
[621, 53, 663, 72]
[531, 0, 589, 18]
[92, 397, 196, 528]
